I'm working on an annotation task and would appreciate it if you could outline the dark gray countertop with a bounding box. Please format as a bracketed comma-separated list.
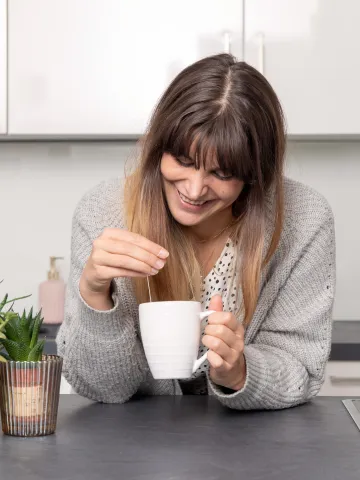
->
[1, 395, 360, 480]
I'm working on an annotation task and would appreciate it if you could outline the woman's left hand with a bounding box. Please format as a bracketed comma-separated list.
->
[202, 295, 246, 391]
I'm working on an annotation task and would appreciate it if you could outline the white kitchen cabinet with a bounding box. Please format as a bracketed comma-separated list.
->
[319, 362, 360, 397]
[0, 0, 6, 134]
[244, 0, 360, 135]
[8, 0, 243, 136]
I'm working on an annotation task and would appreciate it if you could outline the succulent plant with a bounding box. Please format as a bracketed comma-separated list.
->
[0, 307, 45, 362]
[0, 284, 45, 362]
[0, 284, 44, 362]
[0, 291, 31, 362]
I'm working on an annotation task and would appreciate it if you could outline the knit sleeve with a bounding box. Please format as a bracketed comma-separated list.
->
[208, 205, 336, 410]
[56, 180, 149, 403]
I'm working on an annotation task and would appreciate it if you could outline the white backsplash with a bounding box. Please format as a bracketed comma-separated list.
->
[0, 140, 359, 320]
[286, 141, 359, 320]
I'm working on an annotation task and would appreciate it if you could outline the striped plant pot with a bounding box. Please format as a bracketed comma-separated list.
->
[0, 355, 62, 436]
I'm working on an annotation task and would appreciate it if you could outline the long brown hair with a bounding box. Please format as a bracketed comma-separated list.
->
[125, 54, 286, 325]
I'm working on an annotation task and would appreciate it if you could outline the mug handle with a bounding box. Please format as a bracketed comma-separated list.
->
[192, 310, 216, 374]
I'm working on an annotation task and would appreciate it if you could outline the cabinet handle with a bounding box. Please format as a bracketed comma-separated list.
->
[258, 33, 264, 74]
[330, 376, 360, 386]
[223, 32, 231, 54]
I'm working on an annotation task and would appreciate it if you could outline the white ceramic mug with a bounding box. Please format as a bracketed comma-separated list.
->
[139, 301, 215, 379]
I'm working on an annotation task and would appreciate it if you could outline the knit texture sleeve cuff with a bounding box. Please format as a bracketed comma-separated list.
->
[57, 278, 149, 403]
[207, 345, 266, 409]
[75, 280, 129, 337]
[207, 344, 313, 410]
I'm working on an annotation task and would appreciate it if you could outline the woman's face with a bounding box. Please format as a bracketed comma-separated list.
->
[160, 152, 244, 228]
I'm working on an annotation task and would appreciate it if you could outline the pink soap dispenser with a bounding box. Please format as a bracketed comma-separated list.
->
[39, 256, 66, 324]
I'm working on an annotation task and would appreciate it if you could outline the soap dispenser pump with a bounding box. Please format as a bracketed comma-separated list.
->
[39, 257, 66, 324]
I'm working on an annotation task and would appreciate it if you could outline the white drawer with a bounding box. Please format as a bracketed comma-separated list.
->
[319, 362, 360, 396]
[60, 375, 76, 394]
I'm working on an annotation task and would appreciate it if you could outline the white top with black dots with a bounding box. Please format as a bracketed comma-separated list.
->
[179, 238, 241, 395]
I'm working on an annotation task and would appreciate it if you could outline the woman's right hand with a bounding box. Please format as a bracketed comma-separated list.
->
[79, 228, 169, 309]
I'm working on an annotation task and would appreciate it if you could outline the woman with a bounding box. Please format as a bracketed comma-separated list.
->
[57, 54, 335, 409]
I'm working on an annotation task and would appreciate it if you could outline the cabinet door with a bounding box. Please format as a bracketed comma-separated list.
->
[244, 0, 360, 135]
[8, 0, 243, 136]
[0, 0, 6, 134]
[320, 362, 360, 397]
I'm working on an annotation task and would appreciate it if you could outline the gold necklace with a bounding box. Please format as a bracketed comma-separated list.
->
[198, 231, 231, 279]
[199, 244, 218, 279]
[193, 219, 237, 245]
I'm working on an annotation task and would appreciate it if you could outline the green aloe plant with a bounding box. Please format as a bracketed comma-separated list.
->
[0, 307, 45, 362]
[0, 291, 31, 362]
[0, 284, 44, 362]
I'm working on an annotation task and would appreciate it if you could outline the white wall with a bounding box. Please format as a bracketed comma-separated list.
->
[0, 142, 134, 314]
[0, 141, 358, 320]
[286, 141, 359, 320]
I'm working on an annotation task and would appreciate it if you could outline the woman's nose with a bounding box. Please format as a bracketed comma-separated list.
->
[185, 170, 209, 199]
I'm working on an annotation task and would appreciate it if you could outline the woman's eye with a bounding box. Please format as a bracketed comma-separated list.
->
[172, 154, 233, 179]
[175, 156, 194, 167]
[213, 170, 234, 180]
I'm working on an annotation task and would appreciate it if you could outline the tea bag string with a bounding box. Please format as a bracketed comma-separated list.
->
[147, 276, 152, 302]
[146, 274, 196, 303]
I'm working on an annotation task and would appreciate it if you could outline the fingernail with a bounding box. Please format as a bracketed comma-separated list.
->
[155, 259, 165, 269]
[158, 249, 169, 259]
[151, 268, 159, 275]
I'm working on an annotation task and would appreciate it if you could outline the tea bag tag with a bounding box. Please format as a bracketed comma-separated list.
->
[146, 276, 152, 302]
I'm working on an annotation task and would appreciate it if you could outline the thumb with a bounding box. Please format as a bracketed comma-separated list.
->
[209, 294, 223, 312]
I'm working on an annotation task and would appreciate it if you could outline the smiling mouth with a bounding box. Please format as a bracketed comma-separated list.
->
[177, 190, 209, 206]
